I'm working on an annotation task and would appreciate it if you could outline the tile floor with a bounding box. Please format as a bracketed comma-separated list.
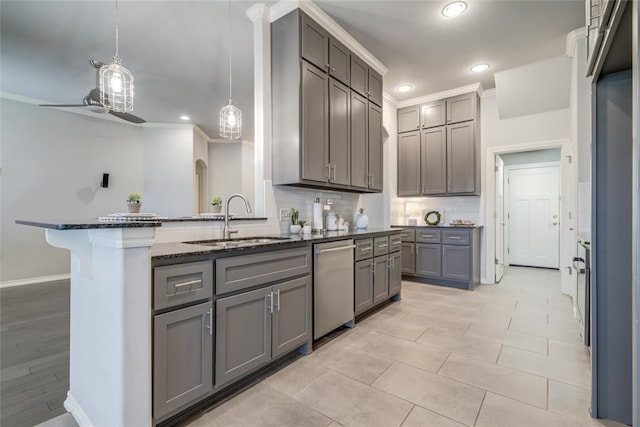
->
[35, 267, 624, 427]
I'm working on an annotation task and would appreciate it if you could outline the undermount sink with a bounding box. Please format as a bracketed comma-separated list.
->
[186, 236, 293, 249]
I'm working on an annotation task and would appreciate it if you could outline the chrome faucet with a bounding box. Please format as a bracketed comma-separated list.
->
[223, 193, 252, 239]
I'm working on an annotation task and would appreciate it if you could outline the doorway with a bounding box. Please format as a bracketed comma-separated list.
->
[505, 163, 560, 268]
[495, 149, 561, 281]
[195, 159, 208, 214]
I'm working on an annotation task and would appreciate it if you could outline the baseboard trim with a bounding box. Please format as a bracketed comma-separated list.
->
[64, 391, 95, 427]
[0, 273, 70, 289]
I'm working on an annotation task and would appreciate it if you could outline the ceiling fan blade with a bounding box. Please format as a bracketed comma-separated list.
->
[39, 104, 85, 107]
[108, 110, 146, 124]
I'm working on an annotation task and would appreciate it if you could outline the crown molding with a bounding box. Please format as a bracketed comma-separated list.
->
[246, 3, 269, 22]
[396, 83, 484, 109]
[565, 27, 587, 57]
[383, 91, 398, 107]
[481, 88, 497, 98]
[266, 1, 388, 76]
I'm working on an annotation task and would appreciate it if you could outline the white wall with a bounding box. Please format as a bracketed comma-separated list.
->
[143, 126, 194, 217]
[501, 148, 561, 166]
[1, 99, 145, 283]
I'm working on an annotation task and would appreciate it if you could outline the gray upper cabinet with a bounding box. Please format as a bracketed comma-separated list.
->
[447, 122, 476, 194]
[328, 37, 350, 85]
[447, 92, 477, 125]
[421, 127, 447, 195]
[329, 78, 351, 186]
[421, 100, 446, 129]
[397, 131, 421, 196]
[272, 10, 383, 193]
[368, 69, 383, 107]
[396, 91, 479, 197]
[154, 301, 212, 419]
[350, 55, 368, 98]
[215, 288, 271, 387]
[301, 62, 330, 183]
[301, 13, 329, 71]
[350, 91, 368, 189]
[398, 106, 420, 133]
[368, 103, 383, 191]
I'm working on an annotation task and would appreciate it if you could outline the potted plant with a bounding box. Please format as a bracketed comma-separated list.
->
[290, 208, 301, 234]
[127, 192, 142, 214]
[211, 196, 223, 214]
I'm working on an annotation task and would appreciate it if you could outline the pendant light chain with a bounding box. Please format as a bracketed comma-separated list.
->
[219, 0, 242, 139]
[115, 0, 120, 59]
[228, 0, 232, 102]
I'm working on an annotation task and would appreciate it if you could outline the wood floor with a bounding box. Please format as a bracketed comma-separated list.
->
[1, 280, 70, 427]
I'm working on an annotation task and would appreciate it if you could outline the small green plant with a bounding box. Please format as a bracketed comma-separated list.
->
[211, 197, 223, 206]
[290, 208, 299, 225]
[298, 220, 306, 227]
[127, 192, 141, 204]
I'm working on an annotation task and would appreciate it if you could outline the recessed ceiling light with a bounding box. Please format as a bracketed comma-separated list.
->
[180, 115, 191, 121]
[442, 1, 467, 17]
[396, 84, 413, 93]
[471, 63, 490, 73]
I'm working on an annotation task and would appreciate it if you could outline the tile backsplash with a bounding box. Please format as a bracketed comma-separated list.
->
[392, 196, 481, 226]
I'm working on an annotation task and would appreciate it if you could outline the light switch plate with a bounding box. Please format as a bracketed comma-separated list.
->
[279, 209, 291, 221]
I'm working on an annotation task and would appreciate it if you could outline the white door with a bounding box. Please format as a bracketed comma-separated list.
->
[507, 165, 560, 268]
[495, 155, 505, 282]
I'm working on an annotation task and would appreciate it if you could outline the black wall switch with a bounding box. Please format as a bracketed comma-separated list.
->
[101, 173, 109, 188]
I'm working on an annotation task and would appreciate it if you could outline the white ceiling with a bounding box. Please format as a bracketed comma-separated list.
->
[0, 0, 585, 141]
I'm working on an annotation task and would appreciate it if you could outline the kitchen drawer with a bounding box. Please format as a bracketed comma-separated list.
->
[442, 229, 470, 245]
[154, 261, 213, 311]
[216, 247, 311, 295]
[355, 238, 374, 261]
[416, 228, 441, 243]
[389, 234, 402, 253]
[399, 229, 415, 242]
[374, 236, 389, 257]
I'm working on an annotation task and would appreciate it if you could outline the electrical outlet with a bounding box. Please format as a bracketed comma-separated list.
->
[279, 209, 291, 221]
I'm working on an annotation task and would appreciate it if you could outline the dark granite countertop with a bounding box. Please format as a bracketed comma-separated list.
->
[151, 228, 401, 259]
[391, 224, 483, 229]
[16, 219, 161, 230]
[16, 216, 268, 230]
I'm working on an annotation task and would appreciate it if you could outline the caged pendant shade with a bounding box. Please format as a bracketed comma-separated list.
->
[99, 0, 134, 113]
[219, 0, 242, 139]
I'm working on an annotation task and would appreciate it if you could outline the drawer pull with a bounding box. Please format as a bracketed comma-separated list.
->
[448, 236, 462, 240]
[173, 279, 202, 293]
[377, 243, 388, 248]
[421, 234, 434, 238]
[360, 246, 372, 252]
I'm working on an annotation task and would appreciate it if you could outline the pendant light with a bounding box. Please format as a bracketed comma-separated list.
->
[99, 0, 134, 113]
[219, 0, 242, 139]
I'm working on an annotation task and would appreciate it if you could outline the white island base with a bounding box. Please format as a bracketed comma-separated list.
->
[46, 227, 157, 427]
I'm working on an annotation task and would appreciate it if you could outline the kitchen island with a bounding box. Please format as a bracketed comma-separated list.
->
[17, 219, 400, 426]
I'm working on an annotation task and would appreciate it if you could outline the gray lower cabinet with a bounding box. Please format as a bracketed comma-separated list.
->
[354, 234, 402, 315]
[153, 301, 213, 419]
[416, 243, 441, 277]
[400, 226, 480, 290]
[401, 243, 415, 274]
[354, 259, 374, 313]
[215, 276, 311, 388]
[372, 255, 389, 304]
[442, 245, 470, 281]
[388, 251, 402, 296]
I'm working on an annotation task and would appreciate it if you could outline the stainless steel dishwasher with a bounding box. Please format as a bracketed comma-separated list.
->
[314, 239, 356, 339]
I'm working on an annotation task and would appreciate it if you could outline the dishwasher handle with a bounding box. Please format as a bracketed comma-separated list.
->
[315, 244, 356, 255]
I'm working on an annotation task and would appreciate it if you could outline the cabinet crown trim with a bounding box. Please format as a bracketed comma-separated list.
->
[268, 1, 388, 76]
[396, 83, 482, 109]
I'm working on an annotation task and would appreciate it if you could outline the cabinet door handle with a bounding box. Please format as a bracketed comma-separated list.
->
[387, 258, 392, 270]
[275, 289, 280, 312]
[207, 307, 213, 335]
[268, 292, 274, 314]
[325, 164, 331, 182]
[331, 67, 336, 71]
[325, 63, 331, 69]
[410, 245, 414, 255]
[371, 262, 376, 275]
[331, 164, 337, 182]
